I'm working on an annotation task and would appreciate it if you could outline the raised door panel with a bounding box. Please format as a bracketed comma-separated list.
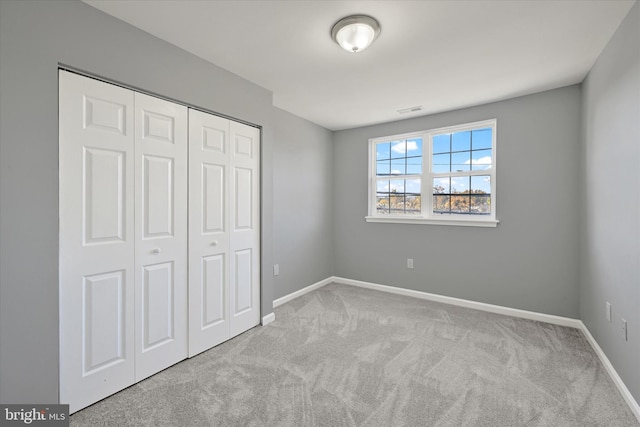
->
[234, 167, 253, 231]
[82, 271, 127, 374]
[229, 121, 260, 338]
[59, 70, 135, 413]
[233, 249, 254, 315]
[143, 155, 173, 238]
[84, 96, 126, 134]
[83, 147, 126, 244]
[202, 254, 226, 327]
[142, 262, 174, 350]
[188, 110, 231, 357]
[202, 163, 225, 234]
[134, 93, 188, 381]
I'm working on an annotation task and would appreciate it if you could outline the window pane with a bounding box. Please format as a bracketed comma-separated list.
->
[433, 134, 450, 154]
[376, 142, 391, 160]
[405, 194, 421, 214]
[405, 179, 421, 215]
[451, 195, 470, 214]
[430, 176, 492, 216]
[450, 176, 470, 193]
[470, 195, 491, 214]
[433, 177, 450, 214]
[376, 160, 390, 176]
[433, 195, 450, 214]
[389, 189, 405, 215]
[433, 177, 449, 193]
[407, 138, 423, 156]
[377, 179, 389, 192]
[377, 138, 423, 176]
[391, 159, 406, 175]
[471, 175, 491, 194]
[452, 131, 471, 152]
[472, 128, 492, 150]
[432, 153, 450, 173]
[451, 151, 471, 172]
[390, 141, 406, 159]
[377, 179, 422, 215]
[377, 179, 391, 215]
[389, 179, 405, 193]
[406, 178, 421, 194]
[471, 149, 492, 170]
[407, 156, 422, 174]
[376, 194, 390, 214]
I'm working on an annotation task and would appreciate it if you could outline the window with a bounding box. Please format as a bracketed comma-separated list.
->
[367, 119, 498, 227]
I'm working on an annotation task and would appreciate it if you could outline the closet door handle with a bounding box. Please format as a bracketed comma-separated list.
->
[211, 241, 218, 247]
[151, 248, 162, 254]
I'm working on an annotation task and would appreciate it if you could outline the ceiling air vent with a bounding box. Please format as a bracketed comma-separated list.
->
[397, 106, 423, 115]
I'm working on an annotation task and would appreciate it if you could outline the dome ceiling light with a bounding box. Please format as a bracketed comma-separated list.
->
[331, 15, 381, 53]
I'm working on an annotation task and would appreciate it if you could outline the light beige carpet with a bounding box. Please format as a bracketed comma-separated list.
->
[71, 283, 639, 426]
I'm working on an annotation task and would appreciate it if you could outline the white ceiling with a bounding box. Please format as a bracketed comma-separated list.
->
[84, 0, 635, 131]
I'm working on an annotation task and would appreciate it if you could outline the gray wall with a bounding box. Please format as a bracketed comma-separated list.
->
[0, 0, 279, 404]
[333, 86, 582, 318]
[273, 108, 334, 299]
[580, 2, 639, 402]
[2, 0, 637, 409]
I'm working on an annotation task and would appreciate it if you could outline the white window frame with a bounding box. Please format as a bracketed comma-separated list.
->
[366, 119, 498, 227]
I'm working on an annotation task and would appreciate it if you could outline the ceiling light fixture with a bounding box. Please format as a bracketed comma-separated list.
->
[331, 15, 381, 53]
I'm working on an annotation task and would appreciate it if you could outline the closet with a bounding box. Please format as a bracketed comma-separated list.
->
[59, 71, 260, 413]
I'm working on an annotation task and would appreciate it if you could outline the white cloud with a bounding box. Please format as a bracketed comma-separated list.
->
[391, 142, 405, 154]
[391, 140, 419, 154]
[391, 169, 402, 174]
[464, 156, 492, 170]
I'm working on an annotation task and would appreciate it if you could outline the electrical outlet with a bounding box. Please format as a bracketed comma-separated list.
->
[407, 258, 414, 269]
[606, 302, 611, 322]
[273, 264, 280, 276]
[621, 318, 628, 341]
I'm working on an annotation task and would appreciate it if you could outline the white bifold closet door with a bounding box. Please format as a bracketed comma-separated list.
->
[59, 71, 188, 412]
[133, 92, 188, 381]
[188, 109, 260, 357]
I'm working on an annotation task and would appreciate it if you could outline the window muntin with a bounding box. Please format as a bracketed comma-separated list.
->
[368, 120, 497, 226]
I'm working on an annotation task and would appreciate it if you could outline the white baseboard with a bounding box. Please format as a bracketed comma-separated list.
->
[578, 321, 640, 422]
[273, 276, 334, 308]
[272, 276, 639, 420]
[261, 312, 275, 326]
[332, 276, 583, 328]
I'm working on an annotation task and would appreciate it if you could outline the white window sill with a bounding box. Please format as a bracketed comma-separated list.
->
[365, 216, 499, 228]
